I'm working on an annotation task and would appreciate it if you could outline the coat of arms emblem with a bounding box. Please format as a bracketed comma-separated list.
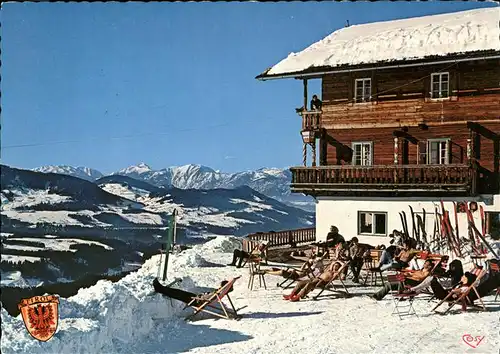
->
[18, 295, 59, 342]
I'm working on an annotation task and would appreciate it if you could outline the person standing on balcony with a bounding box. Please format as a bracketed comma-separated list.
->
[310, 94, 322, 111]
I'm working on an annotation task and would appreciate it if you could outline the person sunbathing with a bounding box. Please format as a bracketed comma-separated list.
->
[265, 254, 325, 280]
[372, 242, 420, 272]
[152, 278, 233, 306]
[467, 260, 500, 302]
[371, 259, 434, 300]
[283, 260, 345, 302]
[227, 240, 269, 268]
[405, 259, 463, 295]
[429, 272, 477, 303]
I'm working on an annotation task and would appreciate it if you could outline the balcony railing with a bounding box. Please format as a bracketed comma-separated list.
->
[300, 110, 322, 131]
[290, 164, 477, 195]
[243, 227, 316, 251]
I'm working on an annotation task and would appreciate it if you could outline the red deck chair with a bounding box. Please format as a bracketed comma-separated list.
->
[312, 260, 351, 300]
[432, 269, 487, 315]
[184, 276, 242, 321]
[489, 261, 500, 302]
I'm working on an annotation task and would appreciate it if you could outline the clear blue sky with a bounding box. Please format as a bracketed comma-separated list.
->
[1, 1, 496, 174]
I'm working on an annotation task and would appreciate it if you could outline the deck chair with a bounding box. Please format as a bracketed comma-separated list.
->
[278, 252, 329, 289]
[486, 261, 500, 302]
[184, 276, 242, 321]
[432, 269, 487, 315]
[412, 255, 449, 302]
[241, 240, 269, 268]
[312, 261, 351, 300]
[277, 261, 314, 289]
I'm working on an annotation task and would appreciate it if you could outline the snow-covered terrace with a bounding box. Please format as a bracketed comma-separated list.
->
[2, 236, 499, 354]
[257, 7, 500, 80]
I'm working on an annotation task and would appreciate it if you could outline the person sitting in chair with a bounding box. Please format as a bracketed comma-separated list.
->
[371, 259, 434, 300]
[428, 272, 477, 302]
[372, 241, 418, 272]
[265, 253, 325, 280]
[348, 237, 367, 283]
[283, 259, 345, 302]
[227, 240, 268, 268]
[371, 245, 398, 272]
[152, 278, 233, 306]
[405, 259, 463, 295]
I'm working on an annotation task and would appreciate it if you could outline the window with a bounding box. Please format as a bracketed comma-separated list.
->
[355, 78, 371, 102]
[352, 142, 373, 166]
[358, 212, 387, 236]
[427, 139, 450, 164]
[430, 72, 449, 99]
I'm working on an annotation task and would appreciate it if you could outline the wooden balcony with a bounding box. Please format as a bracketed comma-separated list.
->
[243, 227, 316, 251]
[290, 164, 478, 197]
[300, 110, 322, 131]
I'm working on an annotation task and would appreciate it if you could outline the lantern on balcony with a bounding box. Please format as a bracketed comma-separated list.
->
[301, 130, 316, 144]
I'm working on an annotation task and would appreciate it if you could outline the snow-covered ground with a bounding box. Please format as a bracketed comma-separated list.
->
[5, 237, 113, 253]
[1, 254, 42, 264]
[2, 236, 499, 354]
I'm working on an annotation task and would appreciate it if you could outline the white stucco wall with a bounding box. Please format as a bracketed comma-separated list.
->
[316, 194, 499, 247]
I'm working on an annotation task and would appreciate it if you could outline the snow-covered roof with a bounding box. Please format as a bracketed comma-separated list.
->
[257, 7, 500, 80]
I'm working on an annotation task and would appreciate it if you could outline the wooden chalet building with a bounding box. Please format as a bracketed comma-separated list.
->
[256, 7, 500, 245]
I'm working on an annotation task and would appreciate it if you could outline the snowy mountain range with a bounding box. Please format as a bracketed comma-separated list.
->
[33, 165, 104, 181]
[2, 164, 313, 238]
[32, 163, 314, 211]
[1, 164, 313, 285]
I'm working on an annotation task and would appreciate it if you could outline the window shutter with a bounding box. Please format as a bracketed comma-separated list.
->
[417, 141, 427, 165]
[446, 139, 451, 164]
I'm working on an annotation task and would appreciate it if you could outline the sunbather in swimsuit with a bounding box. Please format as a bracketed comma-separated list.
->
[371, 259, 434, 300]
[265, 255, 324, 280]
[283, 260, 343, 302]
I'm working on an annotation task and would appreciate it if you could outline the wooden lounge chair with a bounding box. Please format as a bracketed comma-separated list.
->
[432, 269, 487, 315]
[241, 240, 269, 268]
[312, 260, 351, 300]
[276, 261, 314, 290]
[184, 276, 242, 321]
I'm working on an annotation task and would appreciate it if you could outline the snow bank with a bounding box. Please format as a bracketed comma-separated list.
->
[0, 236, 239, 354]
[266, 7, 500, 76]
[2, 235, 499, 354]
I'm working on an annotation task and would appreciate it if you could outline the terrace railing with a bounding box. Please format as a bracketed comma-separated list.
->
[290, 164, 477, 193]
[242, 227, 316, 252]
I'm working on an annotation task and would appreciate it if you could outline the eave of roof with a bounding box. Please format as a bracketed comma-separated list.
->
[255, 51, 500, 81]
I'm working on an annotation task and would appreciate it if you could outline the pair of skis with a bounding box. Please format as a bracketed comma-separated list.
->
[464, 202, 498, 258]
[439, 201, 462, 258]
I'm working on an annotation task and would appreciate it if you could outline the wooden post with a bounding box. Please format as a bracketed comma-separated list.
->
[303, 79, 308, 110]
[303, 143, 307, 167]
[393, 136, 399, 164]
[311, 142, 317, 167]
[485, 212, 491, 235]
[467, 138, 472, 162]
